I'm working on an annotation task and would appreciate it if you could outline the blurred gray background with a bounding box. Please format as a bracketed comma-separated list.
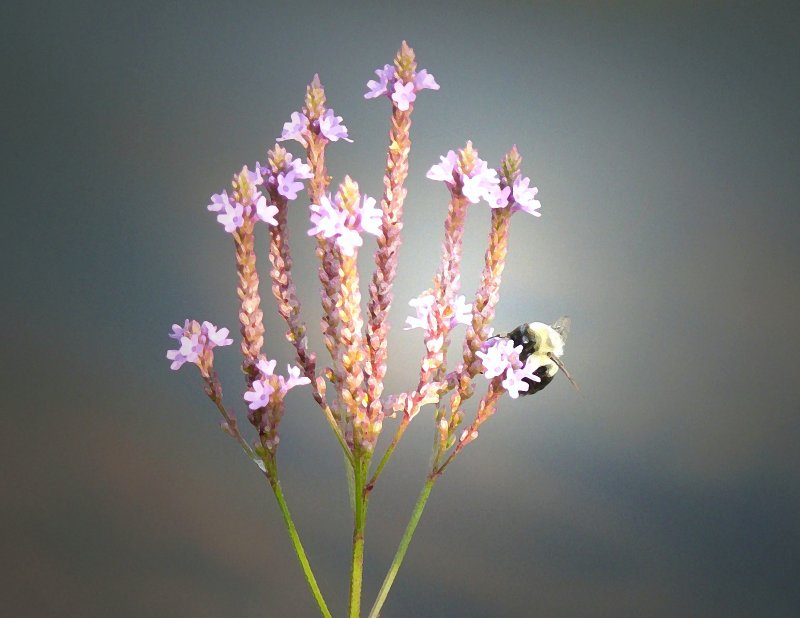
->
[2, 1, 799, 616]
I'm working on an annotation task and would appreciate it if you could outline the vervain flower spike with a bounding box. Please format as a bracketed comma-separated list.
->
[166, 42, 559, 618]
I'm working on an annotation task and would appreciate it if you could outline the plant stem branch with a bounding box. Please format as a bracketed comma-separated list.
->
[349, 456, 369, 617]
[264, 456, 333, 618]
[367, 476, 436, 618]
[366, 416, 409, 493]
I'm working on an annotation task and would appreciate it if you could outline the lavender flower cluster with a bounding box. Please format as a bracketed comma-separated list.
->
[165, 41, 548, 618]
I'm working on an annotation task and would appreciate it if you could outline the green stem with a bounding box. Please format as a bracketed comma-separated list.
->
[349, 455, 369, 617]
[367, 417, 409, 493]
[367, 476, 436, 618]
[264, 457, 333, 618]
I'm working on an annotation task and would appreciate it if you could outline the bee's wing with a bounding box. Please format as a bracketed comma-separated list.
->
[549, 353, 581, 394]
[551, 316, 571, 343]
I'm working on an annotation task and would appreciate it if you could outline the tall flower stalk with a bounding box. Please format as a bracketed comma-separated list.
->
[166, 41, 556, 618]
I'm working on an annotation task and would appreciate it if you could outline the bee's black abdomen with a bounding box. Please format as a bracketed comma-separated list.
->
[521, 364, 553, 396]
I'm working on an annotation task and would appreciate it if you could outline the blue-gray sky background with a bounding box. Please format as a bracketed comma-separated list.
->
[2, 1, 799, 616]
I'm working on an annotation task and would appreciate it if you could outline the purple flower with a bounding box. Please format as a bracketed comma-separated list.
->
[318, 108, 353, 142]
[278, 111, 309, 144]
[511, 176, 541, 216]
[216, 201, 244, 233]
[277, 170, 304, 200]
[288, 156, 313, 180]
[255, 195, 279, 226]
[404, 293, 472, 331]
[486, 185, 512, 209]
[426, 150, 458, 183]
[308, 194, 346, 238]
[477, 337, 542, 397]
[244, 379, 275, 410]
[392, 81, 416, 111]
[242, 165, 263, 187]
[169, 320, 190, 340]
[208, 191, 232, 213]
[166, 349, 189, 370]
[413, 69, 440, 91]
[335, 227, 363, 256]
[357, 195, 382, 237]
[256, 357, 277, 377]
[166, 319, 231, 371]
[202, 321, 233, 348]
[461, 160, 499, 204]
[427, 150, 499, 205]
[179, 333, 204, 362]
[279, 365, 311, 393]
[365, 64, 396, 99]
[364, 64, 439, 105]
[308, 192, 380, 256]
[476, 338, 518, 379]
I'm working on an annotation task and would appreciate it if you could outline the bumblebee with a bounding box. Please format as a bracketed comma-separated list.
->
[500, 316, 579, 395]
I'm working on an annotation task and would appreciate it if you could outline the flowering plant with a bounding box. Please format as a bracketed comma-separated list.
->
[167, 42, 548, 617]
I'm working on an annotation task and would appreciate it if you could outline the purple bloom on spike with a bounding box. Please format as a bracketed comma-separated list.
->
[357, 195, 382, 237]
[392, 81, 416, 111]
[277, 170, 303, 200]
[308, 192, 380, 255]
[255, 195, 278, 226]
[256, 357, 277, 377]
[202, 321, 233, 348]
[365, 64, 396, 99]
[243, 165, 263, 187]
[404, 292, 472, 331]
[511, 176, 541, 216]
[318, 108, 353, 142]
[278, 111, 309, 144]
[244, 378, 275, 410]
[208, 191, 232, 213]
[308, 194, 346, 238]
[413, 69, 439, 91]
[280, 365, 311, 393]
[166, 349, 188, 370]
[461, 160, 499, 204]
[502, 369, 528, 399]
[426, 150, 458, 183]
[216, 201, 244, 233]
[179, 334, 203, 363]
[336, 227, 363, 256]
[169, 320, 190, 340]
[288, 156, 313, 180]
[487, 185, 512, 209]
[477, 337, 542, 397]
[476, 338, 517, 378]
